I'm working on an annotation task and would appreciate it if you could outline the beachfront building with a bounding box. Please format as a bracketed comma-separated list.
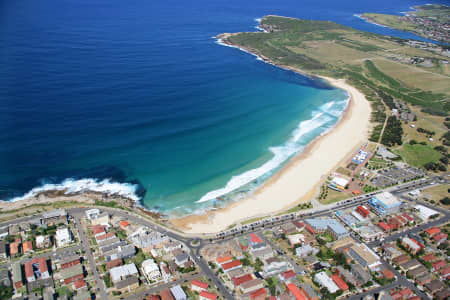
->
[328, 176, 349, 192]
[304, 218, 349, 240]
[352, 149, 369, 164]
[314, 272, 340, 293]
[368, 192, 402, 216]
[42, 209, 67, 225]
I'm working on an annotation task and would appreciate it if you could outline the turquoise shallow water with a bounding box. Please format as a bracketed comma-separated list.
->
[0, 0, 441, 214]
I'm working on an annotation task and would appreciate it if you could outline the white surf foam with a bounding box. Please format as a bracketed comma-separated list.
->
[8, 178, 140, 203]
[196, 109, 335, 203]
[254, 17, 268, 33]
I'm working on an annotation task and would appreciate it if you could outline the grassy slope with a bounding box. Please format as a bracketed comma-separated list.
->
[223, 15, 450, 169]
[394, 144, 442, 167]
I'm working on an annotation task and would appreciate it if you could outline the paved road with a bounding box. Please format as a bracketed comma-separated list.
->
[73, 213, 109, 300]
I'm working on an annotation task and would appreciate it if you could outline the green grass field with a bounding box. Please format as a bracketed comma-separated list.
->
[395, 143, 442, 167]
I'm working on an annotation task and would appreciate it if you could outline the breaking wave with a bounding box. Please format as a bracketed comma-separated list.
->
[196, 99, 347, 203]
[8, 178, 140, 202]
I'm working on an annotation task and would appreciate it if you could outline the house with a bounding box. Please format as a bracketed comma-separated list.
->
[350, 264, 371, 285]
[295, 245, 317, 258]
[191, 279, 208, 292]
[160, 262, 172, 282]
[164, 241, 182, 252]
[59, 256, 80, 269]
[160, 289, 175, 300]
[106, 258, 123, 270]
[439, 265, 450, 279]
[170, 285, 187, 300]
[279, 270, 296, 282]
[381, 269, 395, 280]
[356, 206, 370, 218]
[336, 266, 359, 287]
[401, 237, 423, 254]
[286, 283, 306, 300]
[221, 260, 242, 272]
[55, 228, 72, 247]
[9, 241, 20, 257]
[59, 264, 84, 285]
[300, 283, 319, 300]
[421, 253, 435, 262]
[251, 246, 274, 260]
[407, 265, 428, 279]
[435, 288, 450, 300]
[425, 280, 445, 295]
[432, 233, 448, 244]
[281, 222, 297, 235]
[249, 234, 263, 246]
[119, 220, 130, 230]
[399, 259, 422, 271]
[240, 278, 264, 294]
[232, 274, 253, 286]
[110, 263, 139, 283]
[73, 279, 87, 290]
[216, 256, 233, 265]
[73, 290, 91, 300]
[104, 244, 136, 261]
[199, 291, 218, 300]
[263, 257, 289, 277]
[12, 262, 23, 289]
[415, 273, 432, 285]
[287, 234, 304, 246]
[24, 257, 50, 283]
[142, 259, 161, 282]
[42, 209, 67, 225]
[425, 227, 440, 237]
[174, 253, 189, 267]
[392, 254, 409, 265]
[115, 276, 139, 293]
[129, 227, 169, 252]
[249, 288, 267, 300]
[314, 272, 339, 293]
[35, 235, 51, 249]
[331, 273, 349, 291]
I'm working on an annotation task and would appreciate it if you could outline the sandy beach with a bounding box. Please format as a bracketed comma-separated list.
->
[171, 76, 372, 234]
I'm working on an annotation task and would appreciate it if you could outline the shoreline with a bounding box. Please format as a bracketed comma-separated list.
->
[170, 35, 372, 233]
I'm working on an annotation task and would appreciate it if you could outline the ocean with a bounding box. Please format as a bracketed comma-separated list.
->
[0, 0, 446, 215]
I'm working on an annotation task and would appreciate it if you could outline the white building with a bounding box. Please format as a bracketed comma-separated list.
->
[55, 228, 72, 248]
[85, 209, 101, 220]
[110, 263, 139, 283]
[142, 259, 161, 282]
[415, 205, 439, 221]
[170, 285, 187, 300]
[314, 272, 340, 293]
[287, 234, 304, 246]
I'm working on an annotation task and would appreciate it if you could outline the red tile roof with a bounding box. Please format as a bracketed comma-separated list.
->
[96, 232, 115, 241]
[232, 274, 253, 286]
[249, 234, 262, 244]
[74, 279, 87, 289]
[382, 269, 395, 280]
[222, 260, 242, 270]
[432, 233, 448, 242]
[396, 215, 407, 224]
[399, 288, 413, 297]
[331, 274, 349, 291]
[23, 241, 32, 253]
[305, 224, 316, 235]
[250, 288, 267, 300]
[425, 227, 440, 236]
[191, 279, 208, 290]
[92, 225, 106, 235]
[280, 270, 296, 280]
[439, 265, 450, 276]
[199, 291, 217, 300]
[356, 206, 369, 218]
[402, 213, 414, 222]
[216, 256, 232, 264]
[390, 291, 402, 300]
[119, 220, 130, 227]
[432, 260, 446, 270]
[421, 253, 436, 262]
[286, 283, 306, 300]
[378, 222, 390, 232]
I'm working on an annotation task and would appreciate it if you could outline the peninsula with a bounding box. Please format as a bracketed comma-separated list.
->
[360, 4, 450, 43]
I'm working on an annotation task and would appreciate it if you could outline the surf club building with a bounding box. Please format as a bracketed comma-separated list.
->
[368, 192, 402, 216]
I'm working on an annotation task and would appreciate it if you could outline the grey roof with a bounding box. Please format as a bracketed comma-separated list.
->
[305, 218, 348, 236]
[59, 264, 83, 280]
[400, 259, 421, 270]
[43, 209, 66, 219]
[72, 290, 91, 300]
[351, 263, 370, 283]
[58, 255, 80, 265]
[170, 284, 187, 300]
[12, 262, 22, 283]
[114, 276, 138, 290]
[175, 253, 189, 262]
[0, 241, 5, 254]
[300, 283, 319, 299]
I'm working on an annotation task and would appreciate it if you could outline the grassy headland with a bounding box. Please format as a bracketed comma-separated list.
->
[218, 15, 450, 170]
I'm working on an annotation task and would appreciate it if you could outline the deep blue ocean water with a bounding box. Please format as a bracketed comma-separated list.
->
[0, 0, 446, 214]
